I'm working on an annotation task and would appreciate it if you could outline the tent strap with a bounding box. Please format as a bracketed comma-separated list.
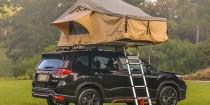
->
[147, 21, 151, 35]
[125, 17, 128, 33]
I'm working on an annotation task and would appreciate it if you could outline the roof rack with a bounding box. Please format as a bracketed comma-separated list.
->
[57, 44, 125, 52]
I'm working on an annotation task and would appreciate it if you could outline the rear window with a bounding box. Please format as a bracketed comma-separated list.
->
[37, 55, 64, 70]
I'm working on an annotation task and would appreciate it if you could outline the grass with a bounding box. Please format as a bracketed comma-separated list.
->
[0, 80, 210, 105]
[0, 80, 45, 105]
[0, 48, 13, 77]
[177, 81, 210, 105]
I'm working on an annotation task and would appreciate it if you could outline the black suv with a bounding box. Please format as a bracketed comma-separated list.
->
[32, 49, 186, 105]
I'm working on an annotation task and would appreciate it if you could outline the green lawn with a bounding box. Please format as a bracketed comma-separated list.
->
[0, 80, 209, 105]
[0, 48, 13, 77]
[0, 80, 45, 105]
[177, 81, 210, 105]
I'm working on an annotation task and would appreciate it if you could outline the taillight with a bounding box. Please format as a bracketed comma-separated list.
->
[52, 68, 72, 78]
[54, 95, 64, 101]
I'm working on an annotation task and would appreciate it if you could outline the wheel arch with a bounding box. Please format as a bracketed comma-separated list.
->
[157, 80, 180, 100]
[75, 82, 105, 99]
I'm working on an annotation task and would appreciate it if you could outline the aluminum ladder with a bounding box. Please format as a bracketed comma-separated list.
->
[123, 47, 152, 105]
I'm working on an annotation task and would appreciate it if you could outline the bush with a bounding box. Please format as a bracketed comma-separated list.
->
[136, 38, 199, 74]
[184, 67, 210, 80]
[13, 54, 41, 79]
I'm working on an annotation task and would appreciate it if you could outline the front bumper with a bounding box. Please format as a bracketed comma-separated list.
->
[179, 88, 186, 100]
[179, 80, 187, 100]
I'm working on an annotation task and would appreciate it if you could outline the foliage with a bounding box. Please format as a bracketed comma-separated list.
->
[0, 48, 13, 77]
[141, 0, 210, 43]
[2, 0, 76, 62]
[13, 44, 57, 78]
[44, 44, 58, 52]
[14, 54, 41, 78]
[133, 38, 199, 74]
[196, 37, 210, 68]
[0, 0, 10, 19]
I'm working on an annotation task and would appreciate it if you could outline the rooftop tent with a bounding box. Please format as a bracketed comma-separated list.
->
[52, 0, 168, 47]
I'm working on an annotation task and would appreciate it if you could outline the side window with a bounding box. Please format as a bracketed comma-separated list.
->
[119, 56, 147, 73]
[93, 56, 118, 70]
[75, 55, 89, 67]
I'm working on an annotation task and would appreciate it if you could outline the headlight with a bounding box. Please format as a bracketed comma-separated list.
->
[176, 75, 184, 81]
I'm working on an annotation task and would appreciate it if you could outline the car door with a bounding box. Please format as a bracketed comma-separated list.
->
[119, 56, 158, 98]
[91, 52, 127, 98]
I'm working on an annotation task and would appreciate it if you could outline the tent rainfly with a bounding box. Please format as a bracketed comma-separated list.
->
[52, 0, 168, 47]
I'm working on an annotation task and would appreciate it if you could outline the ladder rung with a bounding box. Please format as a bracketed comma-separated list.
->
[123, 48, 152, 105]
[131, 74, 143, 76]
[128, 63, 141, 65]
[136, 97, 150, 100]
[127, 56, 139, 59]
[134, 86, 146, 88]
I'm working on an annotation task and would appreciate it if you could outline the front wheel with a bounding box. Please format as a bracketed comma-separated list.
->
[157, 86, 178, 105]
[76, 88, 102, 105]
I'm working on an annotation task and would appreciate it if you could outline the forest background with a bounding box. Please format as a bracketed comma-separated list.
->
[0, 0, 210, 79]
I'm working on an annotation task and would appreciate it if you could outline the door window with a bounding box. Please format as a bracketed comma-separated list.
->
[75, 56, 89, 67]
[93, 56, 118, 70]
[73, 55, 89, 71]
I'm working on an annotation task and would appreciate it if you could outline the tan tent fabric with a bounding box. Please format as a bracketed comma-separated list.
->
[53, 0, 168, 47]
[55, 0, 166, 21]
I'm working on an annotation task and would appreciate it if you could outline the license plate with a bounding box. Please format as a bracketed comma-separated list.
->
[38, 74, 49, 82]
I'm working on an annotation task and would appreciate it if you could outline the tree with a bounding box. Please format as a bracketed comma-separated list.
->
[0, 0, 10, 19]
[136, 38, 199, 74]
[0, 0, 23, 47]
[176, 0, 210, 44]
[3, 0, 76, 62]
[196, 37, 210, 68]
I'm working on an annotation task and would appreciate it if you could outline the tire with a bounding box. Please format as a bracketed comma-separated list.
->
[76, 88, 102, 105]
[47, 99, 69, 105]
[56, 102, 69, 105]
[47, 99, 55, 105]
[126, 102, 135, 105]
[157, 86, 178, 105]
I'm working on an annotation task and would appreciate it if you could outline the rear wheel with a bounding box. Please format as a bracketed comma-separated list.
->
[157, 86, 178, 105]
[76, 88, 102, 105]
[47, 99, 55, 105]
[126, 102, 135, 105]
[47, 99, 69, 105]
[57, 102, 69, 105]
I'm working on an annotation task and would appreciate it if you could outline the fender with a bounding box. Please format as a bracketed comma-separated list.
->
[75, 82, 105, 98]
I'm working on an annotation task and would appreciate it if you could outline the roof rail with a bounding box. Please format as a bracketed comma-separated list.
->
[57, 44, 124, 52]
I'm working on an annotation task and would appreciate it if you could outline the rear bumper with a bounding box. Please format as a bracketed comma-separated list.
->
[32, 87, 55, 99]
[32, 87, 77, 102]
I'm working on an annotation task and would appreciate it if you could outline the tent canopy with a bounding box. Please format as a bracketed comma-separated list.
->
[52, 0, 168, 47]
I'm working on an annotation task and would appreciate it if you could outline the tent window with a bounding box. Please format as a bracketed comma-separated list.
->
[68, 21, 89, 35]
